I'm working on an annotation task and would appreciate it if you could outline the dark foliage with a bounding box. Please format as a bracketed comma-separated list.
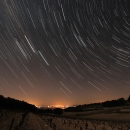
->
[64, 107, 83, 112]
[102, 98, 127, 107]
[64, 96, 130, 112]
[37, 108, 63, 115]
[0, 95, 37, 112]
[53, 108, 63, 115]
[128, 95, 130, 103]
[45, 109, 53, 113]
[37, 108, 53, 114]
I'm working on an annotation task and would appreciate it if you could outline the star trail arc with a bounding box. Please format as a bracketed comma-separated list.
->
[0, 0, 130, 105]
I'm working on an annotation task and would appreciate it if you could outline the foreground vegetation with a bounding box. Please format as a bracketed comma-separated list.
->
[42, 114, 130, 130]
[1, 95, 130, 129]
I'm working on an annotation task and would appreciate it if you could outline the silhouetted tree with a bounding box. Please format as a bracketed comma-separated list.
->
[102, 98, 126, 107]
[45, 109, 53, 114]
[0, 95, 37, 112]
[53, 108, 63, 115]
[117, 98, 126, 106]
[128, 95, 130, 104]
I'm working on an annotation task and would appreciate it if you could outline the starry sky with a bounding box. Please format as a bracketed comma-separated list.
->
[0, 0, 130, 106]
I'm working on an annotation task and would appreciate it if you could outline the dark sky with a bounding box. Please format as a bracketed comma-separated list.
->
[0, 0, 130, 106]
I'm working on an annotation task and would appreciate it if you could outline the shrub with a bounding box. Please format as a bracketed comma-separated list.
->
[53, 108, 63, 115]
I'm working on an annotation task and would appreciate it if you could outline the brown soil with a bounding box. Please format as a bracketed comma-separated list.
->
[0, 112, 52, 130]
[19, 113, 52, 130]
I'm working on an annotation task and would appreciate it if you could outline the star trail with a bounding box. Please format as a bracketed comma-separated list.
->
[0, 0, 130, 106]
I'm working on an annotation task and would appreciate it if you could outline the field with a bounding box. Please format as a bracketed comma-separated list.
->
[42, 107, 130, 130]
[1, 107, 130, 130]
[42, 115, 130, 130]
[63, 107, 130, 121]
[0, 110, 51, 130]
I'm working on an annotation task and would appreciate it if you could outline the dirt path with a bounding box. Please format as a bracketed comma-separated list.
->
[19, 113, 52, 130]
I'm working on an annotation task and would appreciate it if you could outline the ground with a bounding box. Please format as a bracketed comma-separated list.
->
[1, 107, 130, 130]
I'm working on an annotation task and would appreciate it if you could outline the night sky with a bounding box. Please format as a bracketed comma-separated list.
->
[0, 0, 130, 106]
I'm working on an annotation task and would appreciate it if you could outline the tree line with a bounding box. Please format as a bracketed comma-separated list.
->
[65, 95, 130, 112]
[0, 95, 37, 112]
[0, 94, 130, 114]
[0, 95, 63, 115]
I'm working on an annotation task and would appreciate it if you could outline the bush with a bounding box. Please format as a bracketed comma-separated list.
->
[53, 108, 63, 115]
